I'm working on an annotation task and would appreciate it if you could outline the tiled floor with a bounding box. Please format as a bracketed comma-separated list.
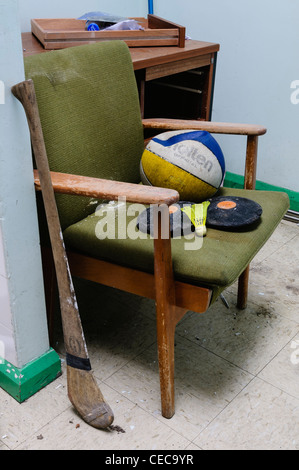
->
[1, 219, 299, 450]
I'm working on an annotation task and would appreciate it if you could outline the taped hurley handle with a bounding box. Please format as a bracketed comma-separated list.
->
[11, 79, 114, 429]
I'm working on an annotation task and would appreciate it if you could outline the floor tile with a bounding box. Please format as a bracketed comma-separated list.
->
[105, 335, 253, 440]
[53, 280, 157, 381]
[247, 257, 299, 323]
[16, 384, 190, 451]
[176, 293, 299, 375]
[258, 336, 299, 399]
[194, 378, 299, 450]
[0, 371, 69, 449]
[252, 220, 299, 264]
[0, 440, 10, 450]
[185, 442, 202, 450]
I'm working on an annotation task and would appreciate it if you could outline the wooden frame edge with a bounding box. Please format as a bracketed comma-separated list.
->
[67, 251, 212, 314]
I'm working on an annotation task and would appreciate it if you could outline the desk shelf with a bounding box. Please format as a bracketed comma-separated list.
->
[144, 66, 210, 120]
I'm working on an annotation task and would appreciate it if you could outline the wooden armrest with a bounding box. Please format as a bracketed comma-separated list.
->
[142, 118, 267, 136]
[33, 170, 179, 206]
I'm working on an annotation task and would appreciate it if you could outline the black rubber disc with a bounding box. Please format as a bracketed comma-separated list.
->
[136, 201, 194, 237]
[206, 196, 262, 228]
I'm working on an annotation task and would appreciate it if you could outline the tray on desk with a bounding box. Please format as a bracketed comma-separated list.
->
[31, 15, 186, 50]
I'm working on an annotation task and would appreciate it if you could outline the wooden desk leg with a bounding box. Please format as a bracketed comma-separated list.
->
[135, 69, 146, 118]
[237, 265, 250, 310]
[201, 52, 217, 120]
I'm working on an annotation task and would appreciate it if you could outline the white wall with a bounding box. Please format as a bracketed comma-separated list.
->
[0, 0, 49, 367]
[0, 226, 16, 365]
[18, 0, 146, 33]
[155, 0, 299, 192]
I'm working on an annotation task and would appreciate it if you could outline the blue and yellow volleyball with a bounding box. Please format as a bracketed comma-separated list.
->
[140, 130, 225, 201]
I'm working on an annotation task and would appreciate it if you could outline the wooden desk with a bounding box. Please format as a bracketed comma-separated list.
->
[22, 33, 219, 121]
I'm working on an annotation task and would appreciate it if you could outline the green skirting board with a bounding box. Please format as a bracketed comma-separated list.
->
[224, 172, 299, 212]
[0, 348, 61, 403]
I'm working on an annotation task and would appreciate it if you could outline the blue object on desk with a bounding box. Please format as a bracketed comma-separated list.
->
[148, 0, 154, 15]
[86, 22, 100, 31]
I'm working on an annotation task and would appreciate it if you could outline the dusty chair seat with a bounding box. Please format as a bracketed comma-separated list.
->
[24, 40, 289, 420]
[63, 186, 289, 301]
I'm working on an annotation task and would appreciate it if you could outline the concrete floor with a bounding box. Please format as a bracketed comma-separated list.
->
[1, 219, 299, 450]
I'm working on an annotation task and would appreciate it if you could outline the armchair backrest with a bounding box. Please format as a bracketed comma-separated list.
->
[24, 41, 144, 229]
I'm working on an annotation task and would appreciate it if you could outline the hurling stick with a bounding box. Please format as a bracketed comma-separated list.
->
[12, 79, 114, 429]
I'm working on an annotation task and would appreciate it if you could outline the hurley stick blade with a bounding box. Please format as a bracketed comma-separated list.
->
[12, 79, 114, 429]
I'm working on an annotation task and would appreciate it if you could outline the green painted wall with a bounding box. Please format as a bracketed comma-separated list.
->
[224, 172, 299, 212]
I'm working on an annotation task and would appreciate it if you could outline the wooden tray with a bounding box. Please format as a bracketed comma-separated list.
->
[31, 15, 186, 49]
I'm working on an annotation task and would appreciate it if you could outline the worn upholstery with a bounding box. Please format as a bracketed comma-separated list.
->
[25, 41, 144, 230]
[63, 187, 289, 300]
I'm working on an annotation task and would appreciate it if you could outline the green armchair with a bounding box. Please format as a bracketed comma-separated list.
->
[23, 41, 289, 419]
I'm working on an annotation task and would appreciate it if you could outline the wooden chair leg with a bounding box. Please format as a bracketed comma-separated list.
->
[237, 264, 250, 310]
[153, 206, 187, 418]
[155, 301, 176, 418]
[153, 207, 176, 418]
[155, 303, 187, 418]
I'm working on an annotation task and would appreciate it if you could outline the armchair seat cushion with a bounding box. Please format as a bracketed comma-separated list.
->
[63, 187, 289, 294]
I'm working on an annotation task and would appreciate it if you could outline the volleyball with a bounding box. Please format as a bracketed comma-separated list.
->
[140, 130, 225, 201]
